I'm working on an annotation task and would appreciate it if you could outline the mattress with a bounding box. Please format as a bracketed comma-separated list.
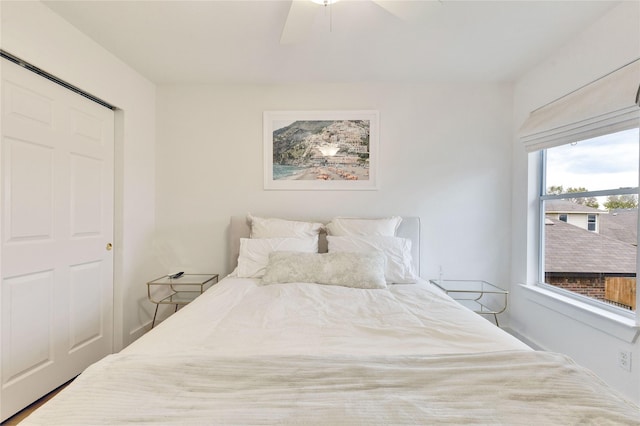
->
[22, 277, 640, 424]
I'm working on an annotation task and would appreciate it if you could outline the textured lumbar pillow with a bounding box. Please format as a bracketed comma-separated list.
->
[261, 251, 387, 289]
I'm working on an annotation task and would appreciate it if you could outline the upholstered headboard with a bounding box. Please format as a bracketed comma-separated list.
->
[229, 216, 421, 275]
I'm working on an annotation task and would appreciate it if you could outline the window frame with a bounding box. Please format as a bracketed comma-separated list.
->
[537, 146, 639, 320]
[520, 60, 640, 334]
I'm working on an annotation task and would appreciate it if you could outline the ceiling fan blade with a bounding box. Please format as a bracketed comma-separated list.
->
[280, 0, 319, 45]
[372, 0, 443, 22]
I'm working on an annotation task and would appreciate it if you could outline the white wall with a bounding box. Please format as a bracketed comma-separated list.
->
[0, 1, 159, 347]
[155, 82, 514, 315]
[510, 1, 640, 402]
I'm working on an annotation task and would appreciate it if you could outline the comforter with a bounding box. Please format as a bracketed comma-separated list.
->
[22, 278, 640, 424]
[22, 350, 640, 424]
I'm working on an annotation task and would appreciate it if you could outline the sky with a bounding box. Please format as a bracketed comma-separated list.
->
[273, 120, 296, 131]
[546, 128, 639, 195]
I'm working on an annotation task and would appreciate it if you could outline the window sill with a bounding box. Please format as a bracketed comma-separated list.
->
[519, 284, 640, 343]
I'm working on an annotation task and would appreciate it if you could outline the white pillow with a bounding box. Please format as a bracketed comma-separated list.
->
[248, 213, 324, 238]
[236, 236, 318, 278]
[261, 251, 387, 289]
[327, 235, 417, 284]
[326, 216, 402, 236]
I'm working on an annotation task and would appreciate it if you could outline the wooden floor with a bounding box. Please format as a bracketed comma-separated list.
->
[1, 382, 70, 425]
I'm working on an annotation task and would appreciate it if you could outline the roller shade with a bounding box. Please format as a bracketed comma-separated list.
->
[520, 59, 640, 153]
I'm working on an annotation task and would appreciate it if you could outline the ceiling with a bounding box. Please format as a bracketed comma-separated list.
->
[43, 0, 620, 85]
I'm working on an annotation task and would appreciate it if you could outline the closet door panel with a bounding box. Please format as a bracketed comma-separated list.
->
[0, 57, 115, 422]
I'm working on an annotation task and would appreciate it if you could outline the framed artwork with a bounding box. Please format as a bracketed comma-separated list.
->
[263, 110, 379, 190]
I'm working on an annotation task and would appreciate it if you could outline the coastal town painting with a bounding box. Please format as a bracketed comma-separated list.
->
[263, 110, 379, 190]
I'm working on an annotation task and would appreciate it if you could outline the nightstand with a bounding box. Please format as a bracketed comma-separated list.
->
[147, 273, 219, 328]
[429, 279, 508, 326]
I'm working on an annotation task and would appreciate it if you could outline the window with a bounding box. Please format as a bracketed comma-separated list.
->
[521, 60, 640, 320]
[541, 128, 639, 313]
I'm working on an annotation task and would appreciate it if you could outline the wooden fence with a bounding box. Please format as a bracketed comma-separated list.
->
[605, 277, 636, 310]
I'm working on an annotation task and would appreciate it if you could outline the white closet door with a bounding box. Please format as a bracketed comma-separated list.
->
[0, 58, 114, 421]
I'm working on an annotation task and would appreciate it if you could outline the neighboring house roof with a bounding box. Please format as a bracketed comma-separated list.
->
[545, 218, 636, 274]
[545, 200, 601, 213]
[599, 209, 638, 246]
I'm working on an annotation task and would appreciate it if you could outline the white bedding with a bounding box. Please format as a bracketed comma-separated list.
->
[122, 277, 530, 357]
[22, 351, 640, 425]
[22, 277, 640, 425]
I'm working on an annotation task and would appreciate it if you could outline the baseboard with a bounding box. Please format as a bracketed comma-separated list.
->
[501, 327, 544, 350]
[127, 322, 150, 346]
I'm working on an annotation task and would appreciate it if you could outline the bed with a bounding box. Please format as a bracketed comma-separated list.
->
[21, 215, 640, 424]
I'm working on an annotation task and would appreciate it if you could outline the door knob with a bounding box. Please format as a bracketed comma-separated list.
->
[106, 243, 113, 251]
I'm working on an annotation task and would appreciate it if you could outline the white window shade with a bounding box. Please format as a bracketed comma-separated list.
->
[520, 59, 640, 153]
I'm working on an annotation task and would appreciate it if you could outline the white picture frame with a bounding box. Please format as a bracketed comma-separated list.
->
[263, 110, 379, 190]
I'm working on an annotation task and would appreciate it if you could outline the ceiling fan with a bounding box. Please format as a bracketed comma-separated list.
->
[280, 0, 443, 44]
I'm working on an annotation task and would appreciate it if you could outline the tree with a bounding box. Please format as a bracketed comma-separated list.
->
[547, 185, 565, 195]
[547, 185, 599, 208]
[604, 195, 638, 210]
